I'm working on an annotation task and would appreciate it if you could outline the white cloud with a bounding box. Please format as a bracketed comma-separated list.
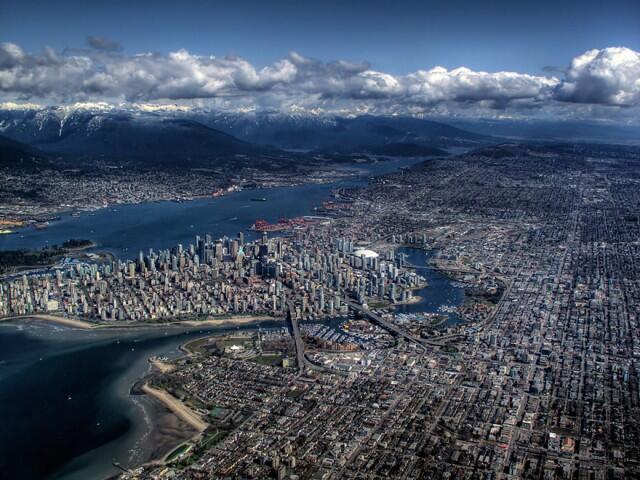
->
[405, 67, 558, 105]
[0, 42, 25, 69]
[0, 101, 42, 110]
[555, 47, 640, 106]
[1, 42, 639, 119]
[131, 102, 193, 112]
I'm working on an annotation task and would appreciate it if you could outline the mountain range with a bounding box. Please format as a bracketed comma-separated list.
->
[1, 104, 638, 172]
[0, 106, 495, 169]
[196, 112, 487, 151]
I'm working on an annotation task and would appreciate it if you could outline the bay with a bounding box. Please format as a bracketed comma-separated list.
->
[0, 159, 421, 257]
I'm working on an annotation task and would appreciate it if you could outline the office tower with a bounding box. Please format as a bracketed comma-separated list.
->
[215, 242, 224, 261]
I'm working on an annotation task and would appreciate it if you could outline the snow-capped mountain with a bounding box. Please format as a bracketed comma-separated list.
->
[0, 104, 489, 150]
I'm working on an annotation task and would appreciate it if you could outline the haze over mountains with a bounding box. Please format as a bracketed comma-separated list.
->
[449, 119, 640, 145]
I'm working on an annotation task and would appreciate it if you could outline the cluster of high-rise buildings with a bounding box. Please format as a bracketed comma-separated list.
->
[0, 227, 426, 324]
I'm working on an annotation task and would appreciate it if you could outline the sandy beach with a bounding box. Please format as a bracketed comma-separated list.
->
[133, 394, 199, 468]
[0, 314, 95, 329]
[178, 314, 276, 327]
[0, 312, 281, 331]
[150, 359, 176, 374]
[141, 384, 208, 432]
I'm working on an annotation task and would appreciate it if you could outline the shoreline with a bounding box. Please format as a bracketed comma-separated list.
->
[0, 191, 244, 230]
[1, 165, 370, 229]
[0, 313, 282, 331]
[150, 358, 177, 374]
[131, 330, 219, 472]
[0, 314, 97, 329]
[141, 383, 208, 433]
[0, 241, 102, 278]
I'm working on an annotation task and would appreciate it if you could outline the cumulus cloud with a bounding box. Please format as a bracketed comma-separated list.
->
[0, 42, 25, 69]
[405, 67, 558, 107]
[555, 47, 640, 106]
[0, 43, 297, 102]
[0, 42, 639, 116]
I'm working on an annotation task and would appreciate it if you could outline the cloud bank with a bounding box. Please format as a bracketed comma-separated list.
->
[1, 42, 639, 118]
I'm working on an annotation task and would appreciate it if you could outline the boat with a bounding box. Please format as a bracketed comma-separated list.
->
[0, 229, 14, 235]
[35, 222, 49, 230]
[250, 197, 267, 202]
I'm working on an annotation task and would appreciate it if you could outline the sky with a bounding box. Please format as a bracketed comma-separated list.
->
[1, 0, 640, 122]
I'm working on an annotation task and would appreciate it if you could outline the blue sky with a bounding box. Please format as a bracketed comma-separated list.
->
[1, 0, 639, 122]
[2, 0, 638, 74]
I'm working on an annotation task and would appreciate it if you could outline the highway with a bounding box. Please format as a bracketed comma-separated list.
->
[345, 300, 427, 351]
[289, 291, 514, 368]
[286, 301, 341, 375]
[286, 302, 307, 371]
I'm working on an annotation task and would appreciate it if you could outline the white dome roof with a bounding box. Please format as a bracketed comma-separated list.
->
[354, 249, 379, 258]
